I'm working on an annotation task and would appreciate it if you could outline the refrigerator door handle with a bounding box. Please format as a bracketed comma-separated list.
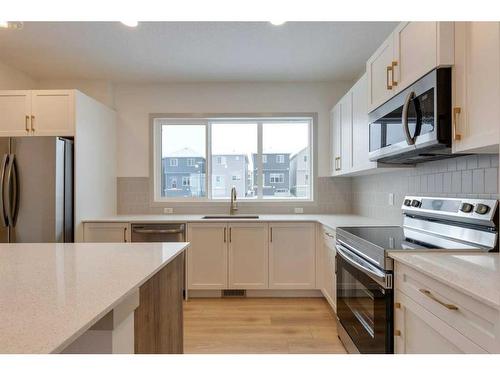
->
[0, 154, 9, 227]
[5, 154, 19, 227]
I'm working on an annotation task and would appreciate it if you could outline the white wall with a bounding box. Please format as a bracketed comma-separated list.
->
[37, 79, 115, 109]
[113, 81, 352, 178]
[0, 60, 37, 89]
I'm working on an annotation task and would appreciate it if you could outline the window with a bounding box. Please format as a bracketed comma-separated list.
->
[153, 116, 313, 201]
[270, 173, 285, 184]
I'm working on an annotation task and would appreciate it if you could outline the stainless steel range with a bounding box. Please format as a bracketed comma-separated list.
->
[335, 196, 498, 354]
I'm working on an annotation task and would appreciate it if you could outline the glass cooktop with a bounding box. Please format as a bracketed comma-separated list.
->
[338, 226, 434, 250]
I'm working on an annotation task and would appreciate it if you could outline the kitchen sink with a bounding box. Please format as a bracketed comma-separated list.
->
[202, 215, 260, 219]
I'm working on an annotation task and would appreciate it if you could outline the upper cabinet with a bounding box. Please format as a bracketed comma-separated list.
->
[367, 22, 454, 113]
[0, 90, 75, 137]
[452, 22, 500, 154]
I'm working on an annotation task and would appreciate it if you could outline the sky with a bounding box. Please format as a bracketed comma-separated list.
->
[161, 121, 310, 160]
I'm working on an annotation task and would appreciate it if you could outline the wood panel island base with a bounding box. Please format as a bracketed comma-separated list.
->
[0, 242, 188, 354]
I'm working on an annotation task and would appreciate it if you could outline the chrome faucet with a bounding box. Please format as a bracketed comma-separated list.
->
[230, 186, 238, 215]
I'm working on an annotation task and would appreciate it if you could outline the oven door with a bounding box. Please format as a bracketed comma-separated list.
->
[336, 243, 393, 354]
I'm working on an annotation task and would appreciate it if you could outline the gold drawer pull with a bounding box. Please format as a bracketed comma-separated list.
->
[394, 302, 401, 309]
[394, 329, 401, 337]
[419, 289, 458, 310]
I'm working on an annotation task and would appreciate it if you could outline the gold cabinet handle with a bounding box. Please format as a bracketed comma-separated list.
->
[394, 329, 401, 337]
[30, 115, 35, 133]
[25, 115, 30, 133]
[270, 227, 273, 243]
[419, 289, 458, 310]
[123, 227, 127, 242]
[394, 302, 401, 309]
[224, 227, 227, 243]
[386, 66, 393, 90]
[229, 227, 232, 243]
[391, 61, 398, 87]
[453, 107, 462, 141]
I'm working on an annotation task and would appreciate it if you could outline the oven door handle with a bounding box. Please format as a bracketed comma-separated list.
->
[336, 244, 389, 287]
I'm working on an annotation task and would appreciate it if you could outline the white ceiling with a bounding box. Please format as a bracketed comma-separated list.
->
[0, 22, 397, 83]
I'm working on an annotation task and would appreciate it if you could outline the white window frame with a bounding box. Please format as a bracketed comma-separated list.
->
[169, 158, 178, 167]
[269, 173, 285, 184]
[182, 176, 191, 186]
[187, 158, 195, 167]
[151, 115, 314, 203]
[276, 155, 285, 164]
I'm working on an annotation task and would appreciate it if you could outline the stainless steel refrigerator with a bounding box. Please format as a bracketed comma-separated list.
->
[0, 137, 74, 243]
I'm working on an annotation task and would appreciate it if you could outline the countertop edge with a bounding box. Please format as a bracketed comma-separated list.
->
[389, 251, 500, 309]
[50, 243, 189, 354]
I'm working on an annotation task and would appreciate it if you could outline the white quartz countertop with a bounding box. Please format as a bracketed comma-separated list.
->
[0, 242, 189, 354]
[83, 214, 396, 229]
[389, 252, 500, 309]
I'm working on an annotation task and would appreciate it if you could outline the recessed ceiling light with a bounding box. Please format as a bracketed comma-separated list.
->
[270, 21, 286, 26]
[121, 21, 138, 27]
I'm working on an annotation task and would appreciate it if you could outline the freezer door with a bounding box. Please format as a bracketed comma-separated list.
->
[9, 137, 72, 243]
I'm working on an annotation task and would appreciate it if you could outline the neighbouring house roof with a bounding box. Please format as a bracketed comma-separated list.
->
[290, 147, 308, 160]
[165, 147, 204, 158]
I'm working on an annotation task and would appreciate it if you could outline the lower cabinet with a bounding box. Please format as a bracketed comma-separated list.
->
[228, 223, 269, 289]
[83, 222, 130, 242]
[269, 223, 316, 289]
[321, 227, 336, 310]
[187, 223, 228, 289]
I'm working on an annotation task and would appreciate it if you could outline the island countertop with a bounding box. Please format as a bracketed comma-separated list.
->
[0, 242, 189, 354]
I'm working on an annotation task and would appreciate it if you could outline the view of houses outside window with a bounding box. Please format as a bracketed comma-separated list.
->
[157, 118, 311, 200]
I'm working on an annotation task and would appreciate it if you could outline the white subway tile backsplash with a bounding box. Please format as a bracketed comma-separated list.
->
[466, 155, 478, 169]
[472, 169, 485, 193]
[485, 168, 498, 194]
[443, 172, 452, 192]
[452, 171, 462, 193]
[461, 170, 473, 193]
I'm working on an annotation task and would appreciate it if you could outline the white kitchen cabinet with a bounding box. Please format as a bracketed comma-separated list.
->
[394, 261, 499, 353]
[321, 227, 336, 311]
[83, 222, 130, 243]
[366, 34, 395, 112]
[330, 104, 342, 175]
[30, 90, 75, 136]
[394, 290, 487, 354]
[367, 22, 454, 113]
[0, 91, 31, 136]
[187, 223, 228, 289]
[452, 22, 500, 154]
[228, 223, 269, 289]
[0, 90, 75, 137]
[269, 223, 316, 289]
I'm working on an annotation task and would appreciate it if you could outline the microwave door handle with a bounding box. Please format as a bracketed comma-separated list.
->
[335, 244, 387, 286]
[402, 91, 416, 145]
[0, 154, 9, 227]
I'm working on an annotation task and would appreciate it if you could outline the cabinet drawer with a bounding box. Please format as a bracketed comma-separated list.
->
[395, 262, 500, 353]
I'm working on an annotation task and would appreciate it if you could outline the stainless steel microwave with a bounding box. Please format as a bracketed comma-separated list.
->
[368, 68, 453, 164]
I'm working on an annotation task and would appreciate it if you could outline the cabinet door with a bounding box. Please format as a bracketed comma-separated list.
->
[367, 34, 395, 112]
[351, 73, 375, 172]
[393, 22, 438, 92]
[83, 222, 130, 242]
[330, 104, 342, 176]
[228, 223, 269, 289]
[31, 90, 75, 136]
[339, 92, 352, 173]
[322, 229, 336, 311]
[269, 223, 315, 289]
[453, 22, 500, 154]
[394, 290, 487, 354]
[0, 91, 31, 136]
[187, 223, 228, 289]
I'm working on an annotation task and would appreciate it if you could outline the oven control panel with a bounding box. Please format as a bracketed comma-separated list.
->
[402, 196, 498, 224]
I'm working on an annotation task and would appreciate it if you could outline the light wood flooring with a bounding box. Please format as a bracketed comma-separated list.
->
[183, 297, 347, 354]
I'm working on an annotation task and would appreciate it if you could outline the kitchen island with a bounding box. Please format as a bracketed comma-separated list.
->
[0, 242, 189, 354]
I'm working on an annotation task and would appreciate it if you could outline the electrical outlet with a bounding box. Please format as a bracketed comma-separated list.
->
[388, 193, 394, 206]
[163, 207, 174, 214]
[294, 207, 304, 214]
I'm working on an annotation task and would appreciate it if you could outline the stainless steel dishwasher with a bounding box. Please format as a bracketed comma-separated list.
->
[131, 223, 186, 242]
